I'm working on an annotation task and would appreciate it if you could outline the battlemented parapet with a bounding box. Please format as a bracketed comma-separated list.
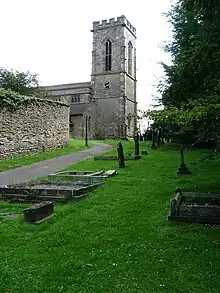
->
[92, 15, 136, 37]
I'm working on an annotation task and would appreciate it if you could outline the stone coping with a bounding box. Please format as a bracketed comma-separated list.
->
[0, 180, 102, 203]
[168, 191, 220, 224]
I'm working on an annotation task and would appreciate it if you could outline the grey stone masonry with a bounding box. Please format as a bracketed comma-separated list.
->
[0, 100, 69, 158]
[91, 15, 137, 138]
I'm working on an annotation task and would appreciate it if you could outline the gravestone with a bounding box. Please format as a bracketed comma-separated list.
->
[177, 144, 191, 175]
[24, 201, 54, 224]
[0, 212, 18, 220]
[0, 180, 102, 203]
[168, 188, 220, 224]
[117, 142, 125, 168]
[48, 170, 117, 183]
[134, 133, 140, 156]
[94, 155, 140, 161]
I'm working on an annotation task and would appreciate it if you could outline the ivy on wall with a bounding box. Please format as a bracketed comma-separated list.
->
[0, 88, 68, 111]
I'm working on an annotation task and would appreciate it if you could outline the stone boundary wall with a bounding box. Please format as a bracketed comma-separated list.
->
[0, 100, 69, 158]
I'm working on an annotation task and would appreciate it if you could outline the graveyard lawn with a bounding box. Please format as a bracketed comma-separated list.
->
[0, 139, 86, 172]
[1, 141, 220, 293]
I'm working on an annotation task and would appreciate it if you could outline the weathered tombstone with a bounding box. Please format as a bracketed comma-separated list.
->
[0, 180, 102, 203]
[117, 142, 125, 168]
[94, 155, 140, 161]
[134, 133, 140, 156]
[48, 170, 117, 182]
[24, 201, 54, 224]
[168, 187, 220, 224]
[177, 144, 191, 175]
[0, 212, 18, 220]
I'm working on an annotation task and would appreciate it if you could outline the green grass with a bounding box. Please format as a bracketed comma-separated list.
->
[0, 142, 220, 293]
[0, 139, 87, 172]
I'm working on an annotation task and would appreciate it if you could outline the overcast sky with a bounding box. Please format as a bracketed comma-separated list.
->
[0, 0, 173, 110]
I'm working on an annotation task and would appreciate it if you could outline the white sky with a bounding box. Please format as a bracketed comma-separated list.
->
[0, 0, 173, 111]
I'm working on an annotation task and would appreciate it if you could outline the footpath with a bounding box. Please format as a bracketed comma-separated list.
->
[0, 142, 112, 185]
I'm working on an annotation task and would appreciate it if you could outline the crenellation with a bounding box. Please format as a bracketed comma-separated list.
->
[109, 18, 116, 23]
[92, 15, 136, 37]
[117, 15, 126, 23]
[92, 21, 100, 29]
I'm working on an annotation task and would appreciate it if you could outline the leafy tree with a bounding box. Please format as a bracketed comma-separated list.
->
[0, 68, 43, 97]
[159, 0, 220, 108]
[145, 96, 220, 149]
[145, 0, 220, 150]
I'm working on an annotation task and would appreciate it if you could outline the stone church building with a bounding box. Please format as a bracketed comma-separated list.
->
[44, 15, 137, 139]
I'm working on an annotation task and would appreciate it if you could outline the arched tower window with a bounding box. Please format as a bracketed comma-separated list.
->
[128, 42, 133, 75]
[105, 40, 112, 71]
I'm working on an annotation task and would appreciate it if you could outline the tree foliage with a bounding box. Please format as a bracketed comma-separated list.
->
[0, 88, 36, 110]
[145, 0, 220, 149]
[0, 68, 43, 97]
[161, 0, 220, 108]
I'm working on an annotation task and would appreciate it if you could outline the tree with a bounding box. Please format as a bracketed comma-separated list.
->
[145, 0, 220, 150]
[159, 0, 220, 109]
[145, 97, 220, 148]
[0, 68, 43, 97]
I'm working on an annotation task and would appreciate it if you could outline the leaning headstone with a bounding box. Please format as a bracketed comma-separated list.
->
[117, 142, 125, 168]
[134, 133, 140, 157]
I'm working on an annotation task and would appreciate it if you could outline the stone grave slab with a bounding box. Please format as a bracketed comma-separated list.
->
[168, 189, 220, 224]
[24, 201, 54, 224]
[48, 170, 117, 182]
[0, 212, 18, 220]
[94, 155, 141, 161]
[0, 180, 102, 203]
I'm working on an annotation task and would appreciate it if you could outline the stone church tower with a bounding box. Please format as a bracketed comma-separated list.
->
[44, 15, 137, 139]
[91, 15, 137, 138]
